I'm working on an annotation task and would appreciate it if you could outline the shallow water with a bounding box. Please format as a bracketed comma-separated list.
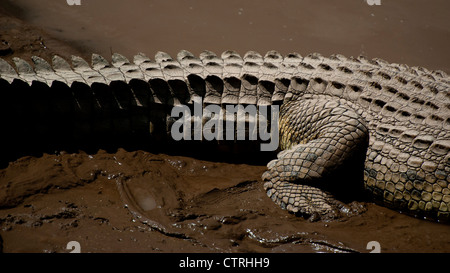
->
[5, 0, 450, 72]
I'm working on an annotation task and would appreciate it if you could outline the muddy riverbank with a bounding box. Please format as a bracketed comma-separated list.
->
[0, 0, 449, 253]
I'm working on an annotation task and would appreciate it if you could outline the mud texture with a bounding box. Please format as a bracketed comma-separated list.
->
[0, 1, 449, 253]
[1, 149, 449, 253]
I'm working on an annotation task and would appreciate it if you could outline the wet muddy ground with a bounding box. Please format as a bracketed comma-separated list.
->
[0, 1, 449, 253]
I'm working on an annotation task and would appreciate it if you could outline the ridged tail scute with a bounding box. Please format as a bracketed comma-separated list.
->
[1, 50, 449, 222]
[0, 50, 294, 162]
[1, 50, 448, 147]
[1, 50, 448, 158]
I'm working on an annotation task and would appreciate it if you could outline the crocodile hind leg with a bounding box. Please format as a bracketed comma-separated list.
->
[263, 96, 369, 219]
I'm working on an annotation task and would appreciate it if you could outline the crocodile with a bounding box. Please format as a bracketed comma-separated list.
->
[0, 50, 449, 222]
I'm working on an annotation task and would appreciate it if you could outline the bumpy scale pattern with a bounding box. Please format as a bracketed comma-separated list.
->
[263, 96, 369, 218]
[0, 50, 449, 221]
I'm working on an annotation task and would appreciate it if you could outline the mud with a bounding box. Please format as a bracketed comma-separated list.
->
[0, 1, 449, 253]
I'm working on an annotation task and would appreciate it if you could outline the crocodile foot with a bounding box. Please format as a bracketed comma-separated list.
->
[262, 98, 369, 220]
[263, 168, 365, 221]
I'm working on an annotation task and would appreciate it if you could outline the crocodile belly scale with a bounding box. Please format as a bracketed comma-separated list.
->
[0, 50, 448, 221]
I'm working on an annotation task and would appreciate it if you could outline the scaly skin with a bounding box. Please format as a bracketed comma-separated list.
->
[0, 50, 449, 221]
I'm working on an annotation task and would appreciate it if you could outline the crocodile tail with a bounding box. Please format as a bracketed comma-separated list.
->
[1, 51, 448, 164]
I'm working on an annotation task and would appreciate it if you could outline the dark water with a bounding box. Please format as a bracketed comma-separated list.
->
[6, 0, 450, 72]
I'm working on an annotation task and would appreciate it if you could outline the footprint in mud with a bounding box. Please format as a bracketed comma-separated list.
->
[115, 156, 361, 252]
[136, 195, 158, 211]
[114, 156, 270, 249]
[119, 176, 359, 252]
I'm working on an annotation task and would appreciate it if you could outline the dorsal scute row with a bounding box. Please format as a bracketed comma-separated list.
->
[1, 51, 448, 113]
